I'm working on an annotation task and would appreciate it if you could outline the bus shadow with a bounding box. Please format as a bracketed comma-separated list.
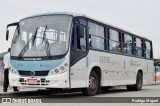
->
[0, 89, 84, 98]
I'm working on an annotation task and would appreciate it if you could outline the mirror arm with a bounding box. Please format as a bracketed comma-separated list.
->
[7, 22, 19, 28]
[6, 22, 19, 41]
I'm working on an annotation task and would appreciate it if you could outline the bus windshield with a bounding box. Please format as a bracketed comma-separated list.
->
[11, 15, 72, 58]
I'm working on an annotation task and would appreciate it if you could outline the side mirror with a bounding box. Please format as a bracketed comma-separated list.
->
[6, 22, 19, 41]
[6, 30, 9, 41]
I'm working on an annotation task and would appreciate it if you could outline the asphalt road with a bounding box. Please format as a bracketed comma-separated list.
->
[0, 84, 160, 106]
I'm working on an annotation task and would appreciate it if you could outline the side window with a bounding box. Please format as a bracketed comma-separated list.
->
[135, 38, 143, 57]
[89, 22, 105, 50]
[71, 24, 87, 51]
[144, 41, 152, 58]
[109, 29, 121, 53]
[123, 34, 133, 55]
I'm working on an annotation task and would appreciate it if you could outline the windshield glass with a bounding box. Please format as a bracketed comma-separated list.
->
[11, 15, 72, 58]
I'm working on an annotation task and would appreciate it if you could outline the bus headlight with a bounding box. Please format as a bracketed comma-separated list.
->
[60, 66, 65, 71]
[48, 63, 68, 75]
[55, 69, 59, 73]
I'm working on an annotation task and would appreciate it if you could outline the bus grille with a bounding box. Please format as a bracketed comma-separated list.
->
[19, 78, 50, 86]
[18, 70, 49, 76]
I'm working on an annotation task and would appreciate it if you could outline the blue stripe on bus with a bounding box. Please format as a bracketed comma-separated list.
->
[10, 58, 65, 71]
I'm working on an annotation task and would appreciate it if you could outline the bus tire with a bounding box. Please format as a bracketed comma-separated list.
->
[126, 71, 143, 91]
[82, 71, 99, 96]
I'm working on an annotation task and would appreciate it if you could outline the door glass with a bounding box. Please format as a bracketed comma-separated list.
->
[71, 25, 87, 51]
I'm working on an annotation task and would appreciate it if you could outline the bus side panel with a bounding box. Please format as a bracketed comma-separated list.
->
[88, 50, 154, 86]
[70, 50, 154, 88]
[143, 60, 154, 84]
[88, 50, 136, 86]
[70, 57, 88, 88]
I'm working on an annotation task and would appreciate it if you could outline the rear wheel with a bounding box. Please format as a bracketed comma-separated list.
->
[126, 72, 143, 91]
[82, 71, 99, 96]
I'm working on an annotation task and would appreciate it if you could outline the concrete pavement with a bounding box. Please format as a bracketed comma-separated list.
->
[0, 86, 38, 93]
[0, 82, 160, 94]
[0, 84, 160, 106]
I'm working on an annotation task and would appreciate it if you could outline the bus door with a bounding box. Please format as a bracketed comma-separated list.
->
[70, 18, 88, 67]
[70, 18, 89, 88]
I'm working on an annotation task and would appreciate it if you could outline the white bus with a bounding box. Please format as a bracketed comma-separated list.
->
[6, 12, 154, 96]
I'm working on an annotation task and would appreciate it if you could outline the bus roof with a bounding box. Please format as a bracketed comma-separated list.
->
[25, 12, 85, 18]
[24, 12, 151, 41]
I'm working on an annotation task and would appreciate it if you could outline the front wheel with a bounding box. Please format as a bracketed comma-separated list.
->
[82, 71, 99, 96]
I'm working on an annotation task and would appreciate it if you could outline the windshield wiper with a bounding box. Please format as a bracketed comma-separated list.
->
[42, 25, 51, 58]
[42, 25, 47, 44]
[17, 27, 39, 59]
[45, 39, 51, 58]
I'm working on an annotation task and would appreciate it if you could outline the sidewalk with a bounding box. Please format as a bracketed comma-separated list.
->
[150, 81, 160, 85]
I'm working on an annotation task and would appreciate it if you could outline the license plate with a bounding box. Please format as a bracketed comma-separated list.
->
[27, 79, 37, 84]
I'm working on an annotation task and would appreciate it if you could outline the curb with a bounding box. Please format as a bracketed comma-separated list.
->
[150, 83, 160, 85]
[145, 82, 160, 86]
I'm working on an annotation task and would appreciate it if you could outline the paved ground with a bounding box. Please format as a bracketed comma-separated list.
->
[0, 86, 38, 93]
[0, 84, 160, 106]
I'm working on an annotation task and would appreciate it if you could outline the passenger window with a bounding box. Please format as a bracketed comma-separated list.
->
[89, 22, 105, 50]
[123, 34, 133, 55]
[145, 41, 151, 50]
[135, 38, 143, 57]
[124, 34, 132, 44]
[109, 29, 119, 41]
[109, 29, 121, 53]
[144, 41, 151, 58]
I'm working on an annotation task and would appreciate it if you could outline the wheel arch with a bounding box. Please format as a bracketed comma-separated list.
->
[135, 67, 143, 77]
[136, 69, 143, 84]
[137, 69, 143, 78]
[90, 66, 102, 86]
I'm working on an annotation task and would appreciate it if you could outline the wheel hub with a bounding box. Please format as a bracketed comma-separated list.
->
[89, 77, 97, 90]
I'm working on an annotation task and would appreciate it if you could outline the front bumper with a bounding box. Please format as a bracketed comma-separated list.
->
[9, 72, 70, 88]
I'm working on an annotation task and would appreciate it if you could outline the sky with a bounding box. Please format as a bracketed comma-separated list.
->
[0, 0, 160, 58]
